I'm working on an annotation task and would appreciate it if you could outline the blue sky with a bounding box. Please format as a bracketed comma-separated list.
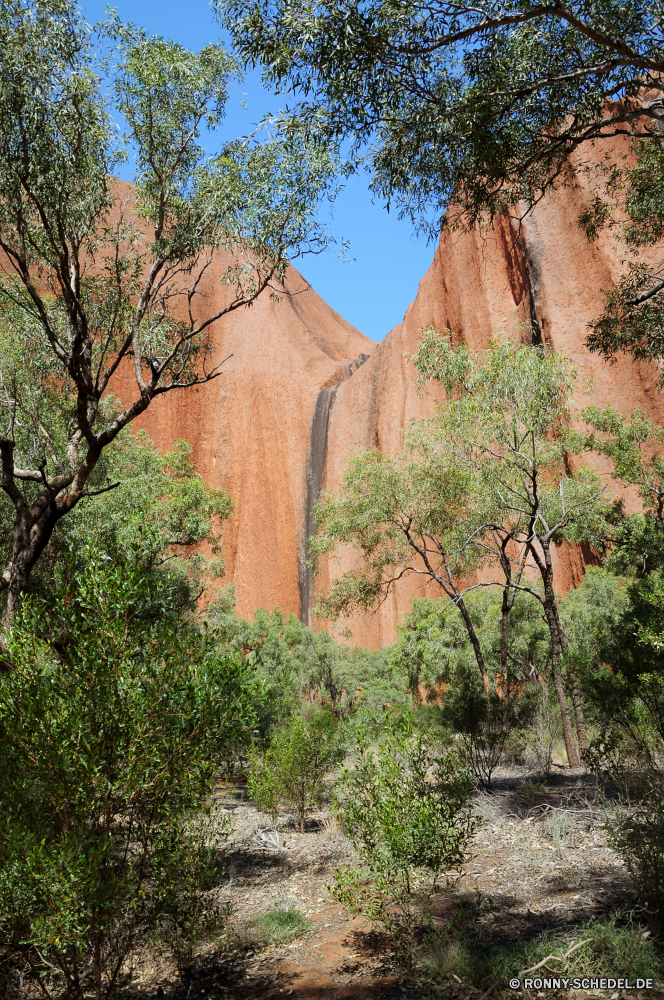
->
[82, 0, 435, 342]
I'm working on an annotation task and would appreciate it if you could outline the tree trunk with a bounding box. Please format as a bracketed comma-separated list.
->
[0, 437, 68, 631]
[566, 666, 588, 752]
[536, 540, 581, 768]
[455, 594, 491, 695]
[94, 932, 102, 1000]
[497, 533, 525, 676]
[550, 659, 580, 768]
[3, 500, 60, 626]
[500, 585, 511, 675]
[408, 649, 422, 705]
[4, 555, 30, 624]
[538, 540, 588, 753]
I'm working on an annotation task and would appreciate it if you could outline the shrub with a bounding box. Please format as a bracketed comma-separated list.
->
[0, 946, 30, 1000]
[443, 669, 536, 788]
[543, 810, 575, 853]
[420, 913, 661, 988]
[154, 805, 233, 979]
[519, 684, 564, 772]
[0, 552, 257, 1000]
[610, 773, 664, 936]
[329, 717, 477, 972]
[248, 710, 344, 832]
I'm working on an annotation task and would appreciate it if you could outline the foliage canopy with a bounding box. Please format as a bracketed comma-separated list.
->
[0, 0, 338, 617]
[0, 551, 257, 999]
[218, 0, 664, 363]
[218, 0, 664, 233]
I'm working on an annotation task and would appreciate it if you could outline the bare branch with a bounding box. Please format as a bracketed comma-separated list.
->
[628, 276, 664, 306]
[80, 481, 121, 500]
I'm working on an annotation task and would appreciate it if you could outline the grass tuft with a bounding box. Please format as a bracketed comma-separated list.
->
[253, 905, 310, 945]
[419, 914, 662, 988]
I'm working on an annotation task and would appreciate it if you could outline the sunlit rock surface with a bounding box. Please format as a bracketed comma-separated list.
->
[131, 154, 664, 644]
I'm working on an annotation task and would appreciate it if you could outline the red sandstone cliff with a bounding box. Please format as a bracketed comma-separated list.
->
[314, 152, 664, 646]
[133, 149, 664, 643]
[129, 254, 374, 619]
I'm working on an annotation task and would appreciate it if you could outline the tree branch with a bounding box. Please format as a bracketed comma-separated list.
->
[628, 276, 664, 306]
[80, 481, 121, 500]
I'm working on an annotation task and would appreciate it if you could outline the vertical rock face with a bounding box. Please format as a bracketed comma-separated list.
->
[133, 152, 664, 643]
[316, 155, 664, 646]
[129, 257, 374, 620]
[300, 354, 371, 624]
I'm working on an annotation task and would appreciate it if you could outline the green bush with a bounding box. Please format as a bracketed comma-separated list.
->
[207, 595, 404, 746]
[609, 774, 664, 936]
[517, 684, 565, 773]
[154, 805, 233, 979]
[0, 552, 257, 1000]
[329, 717, 477, 972]
[443, 667, 535, 788]
[248, 710, 344, 832]
[420, 913, 661, 988]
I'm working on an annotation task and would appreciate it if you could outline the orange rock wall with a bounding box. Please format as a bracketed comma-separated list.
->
[133, 152, 664, 644]
[128, 255, 374, 619]
[314, 153, 664, 646]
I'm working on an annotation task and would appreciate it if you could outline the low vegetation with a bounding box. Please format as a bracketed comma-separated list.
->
[330, 718, 476, 972]
[247, 710, 344, 831]
[0, 3, 664, 996]
[421, 914, 662, 990]
[251, 904, 311, 946]
[3, 386, 664, 994]
[2, 402, 664, 997]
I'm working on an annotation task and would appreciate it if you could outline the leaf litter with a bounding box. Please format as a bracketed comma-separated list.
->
[115, 769, 663, 1000]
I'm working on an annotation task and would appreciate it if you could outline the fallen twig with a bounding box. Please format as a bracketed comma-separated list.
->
[516, 938, 592, 980]
[477, 981, 501, 1000]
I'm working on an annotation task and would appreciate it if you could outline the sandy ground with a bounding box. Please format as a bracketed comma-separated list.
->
[119, 767, 655, 1000]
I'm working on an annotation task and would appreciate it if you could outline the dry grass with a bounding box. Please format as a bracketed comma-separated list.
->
[17, 769, 663, 1000]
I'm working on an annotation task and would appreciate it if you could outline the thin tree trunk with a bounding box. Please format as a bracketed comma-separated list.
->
[415, 543, 491, 694]
[455, 594, 491, 695]
[536, 539, 581, 768]
[408, 648, 422, 705]
[94, 932, 102, 1000]
[500, 585, 510, 675]
[499, 581, 522, 678]
[497, 534, 526, 675]
[549, 659, 580, 768]
[566, 667, 588, 752]
[538, 540, 588, 753]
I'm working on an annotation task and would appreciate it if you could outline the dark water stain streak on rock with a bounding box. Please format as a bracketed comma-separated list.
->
[299, 355, 370, 623]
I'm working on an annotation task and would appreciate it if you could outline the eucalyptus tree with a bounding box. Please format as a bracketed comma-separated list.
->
[578, 407, 664, 765]
[310, 429, 494, 694]
[0, 0, 337, 620]
[218, 0, 664, 362]
[311, 332, 611, 765]
[412, 330, 613, 765]
[584, 140, 664, 367]
[582, 403, 664, 571]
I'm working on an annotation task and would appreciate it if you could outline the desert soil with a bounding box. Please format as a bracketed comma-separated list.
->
[122, 766, 654, 1000]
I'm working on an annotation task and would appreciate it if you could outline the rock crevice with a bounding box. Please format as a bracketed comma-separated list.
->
[130, 145, 664, 645]
[300, 354, 371, 623]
